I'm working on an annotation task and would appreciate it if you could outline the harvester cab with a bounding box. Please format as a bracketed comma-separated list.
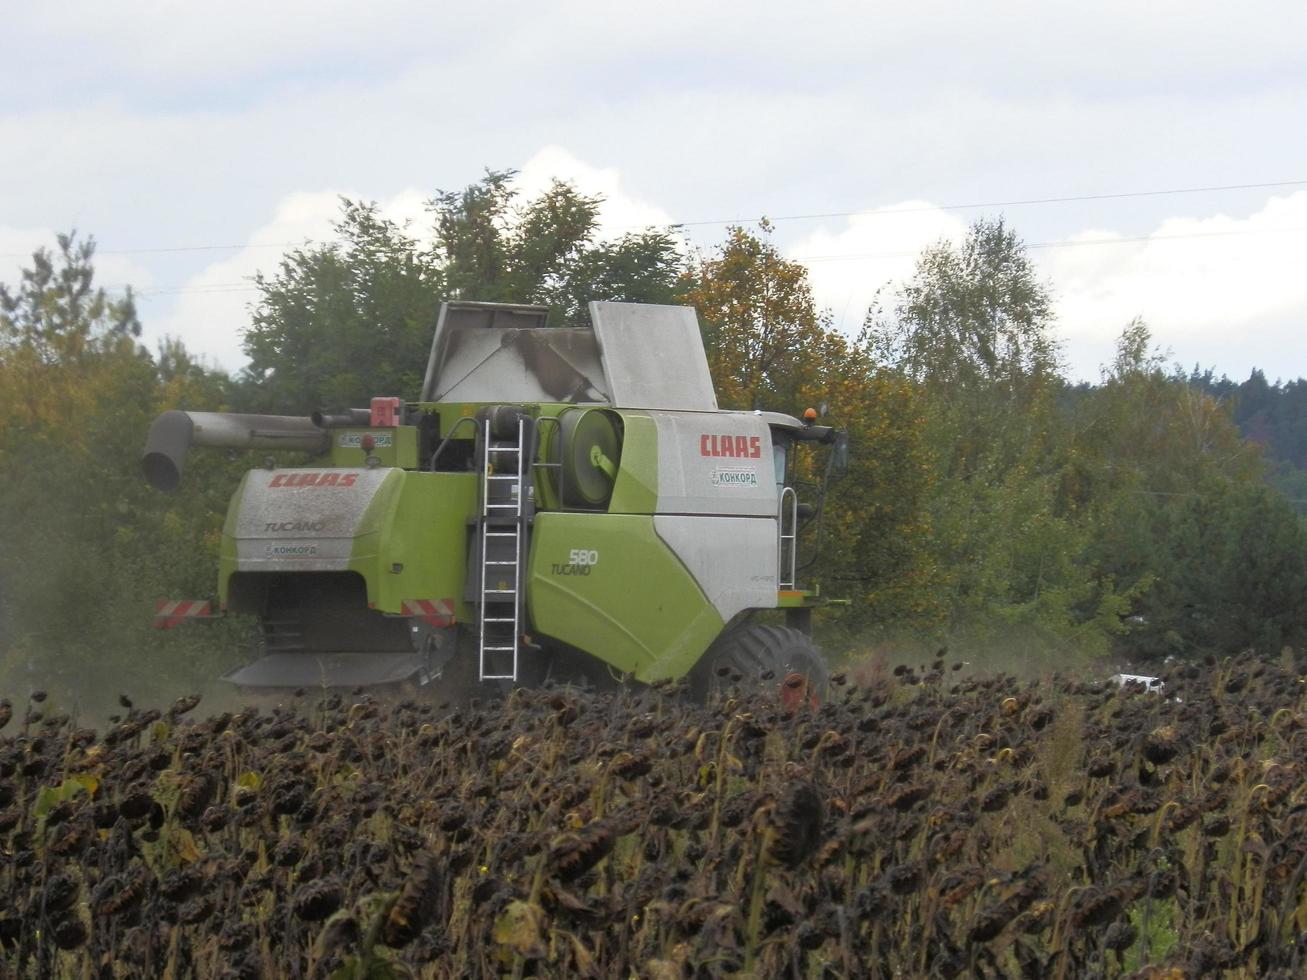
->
[142, 301, 846, 699]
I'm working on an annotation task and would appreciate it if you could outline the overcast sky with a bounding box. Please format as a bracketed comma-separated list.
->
[3, 1, 1305, 385]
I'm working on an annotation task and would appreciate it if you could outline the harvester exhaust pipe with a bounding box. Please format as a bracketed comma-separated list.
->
[310, 408, 372, 428]
[142, 411, 331, 492]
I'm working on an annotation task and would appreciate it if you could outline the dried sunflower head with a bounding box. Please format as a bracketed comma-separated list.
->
[383, 852, 443, 947]
[50, 916, 88, 951]
[767, 781, 824, 869]
[292, 878, 345, 922]
[547, 820, 617, 882]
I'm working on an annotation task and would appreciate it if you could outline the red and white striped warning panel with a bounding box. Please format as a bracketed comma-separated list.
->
[400, 599, 456, 628]
[152, 599, 216, 629]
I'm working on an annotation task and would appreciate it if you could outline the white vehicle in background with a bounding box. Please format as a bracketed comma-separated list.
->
[1111, 673, 1167, 695]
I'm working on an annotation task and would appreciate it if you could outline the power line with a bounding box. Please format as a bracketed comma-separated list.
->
[105, 221, 1307, 298]
[4, 177, 1305, 261]
[796, 224, 1307, 263]
[665, 178, 1307, 229]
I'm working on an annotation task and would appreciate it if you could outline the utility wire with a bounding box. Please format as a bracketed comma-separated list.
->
[796, 224, 1307, 263]
[105, 220, 1307, 299]
[664, 178, 1307, 229]
[3, 177, 1305, 260]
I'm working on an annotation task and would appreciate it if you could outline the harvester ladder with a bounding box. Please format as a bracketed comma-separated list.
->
[478, 416, 528, 681]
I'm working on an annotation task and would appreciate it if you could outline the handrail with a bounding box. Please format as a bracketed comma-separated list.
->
[778, 486, 798, 589]
[532, 415, 566, 509]
[427, 415, 480, 470]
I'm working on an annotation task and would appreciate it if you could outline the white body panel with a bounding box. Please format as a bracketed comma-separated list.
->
[233, 468, 392, 572]
[654, 515, 779, 620]
[652, 412, 777, 516]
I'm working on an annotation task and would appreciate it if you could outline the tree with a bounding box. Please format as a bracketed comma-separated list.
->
[1, 232, 140, 363]
[1073, 320, 1296, 660]
[0, 236, 248, 707]
[241, 172, 685, 411]
[683, 223, 937, 632]
[242, 200, 442, 412]
[870, 217, 1065, 477]
[681, 221, 828, 412]
[868, 217, 1060, 405]
[863, 218, 1140, 661]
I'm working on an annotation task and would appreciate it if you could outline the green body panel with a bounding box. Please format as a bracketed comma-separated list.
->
[607, 412, 658, 514]
[344, 469, 402, 608]
[328, 426, 419, 469]
[526, 513, 724, 681]
[430, 405, 483, 448]
[217, 472, 249, 609]
[350, 471, 477, 618]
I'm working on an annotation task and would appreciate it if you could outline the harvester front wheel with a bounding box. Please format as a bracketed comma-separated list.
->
[691, 625, 829, 709]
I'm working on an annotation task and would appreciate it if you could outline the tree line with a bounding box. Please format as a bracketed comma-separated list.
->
[3, 171, 1305, 702]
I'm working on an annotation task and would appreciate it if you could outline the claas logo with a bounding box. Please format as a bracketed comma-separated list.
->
[700, 434, 762, 459]
[268, 472, 359, 489]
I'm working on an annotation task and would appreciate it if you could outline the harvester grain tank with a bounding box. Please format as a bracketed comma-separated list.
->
[142, 302, 846, 697]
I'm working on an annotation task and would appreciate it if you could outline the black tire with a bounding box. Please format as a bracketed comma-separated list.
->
[690, 625, 829, 707]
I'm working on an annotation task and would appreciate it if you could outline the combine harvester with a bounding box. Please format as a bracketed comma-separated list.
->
[142, 302, 847, 701]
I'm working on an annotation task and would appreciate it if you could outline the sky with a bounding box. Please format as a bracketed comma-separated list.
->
[2, 1, 1305, 385]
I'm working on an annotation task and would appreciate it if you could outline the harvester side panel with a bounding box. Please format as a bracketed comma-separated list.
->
[526, 513, 723, 681]
[652, 515, 778, 622]
[604, 412, 659, 514]
[325, 425, 419, 469]
[376, 471, 477, 622]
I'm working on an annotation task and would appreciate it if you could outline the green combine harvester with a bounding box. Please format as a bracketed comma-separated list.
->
[142, 302, 846, 701]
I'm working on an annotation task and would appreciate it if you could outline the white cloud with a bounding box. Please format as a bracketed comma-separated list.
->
[12, 2, 1307, 102]
[1042, 191, 1307, 379]
[514, 146, 676, 240]
[787, 204, 970, 332]
[783, 192, 1307, 383]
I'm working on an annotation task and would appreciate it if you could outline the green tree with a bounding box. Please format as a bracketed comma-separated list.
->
[1, 232, 140, 362]
[869, 217, 1060, 406]
[242, 199, 442, 412]
[0, 235, 247, 708]
[683, 223, 936, 632]
[241, 172, 685, 411]
[867, 218, 1128, 660]
[1074, 320, 1294, 660]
